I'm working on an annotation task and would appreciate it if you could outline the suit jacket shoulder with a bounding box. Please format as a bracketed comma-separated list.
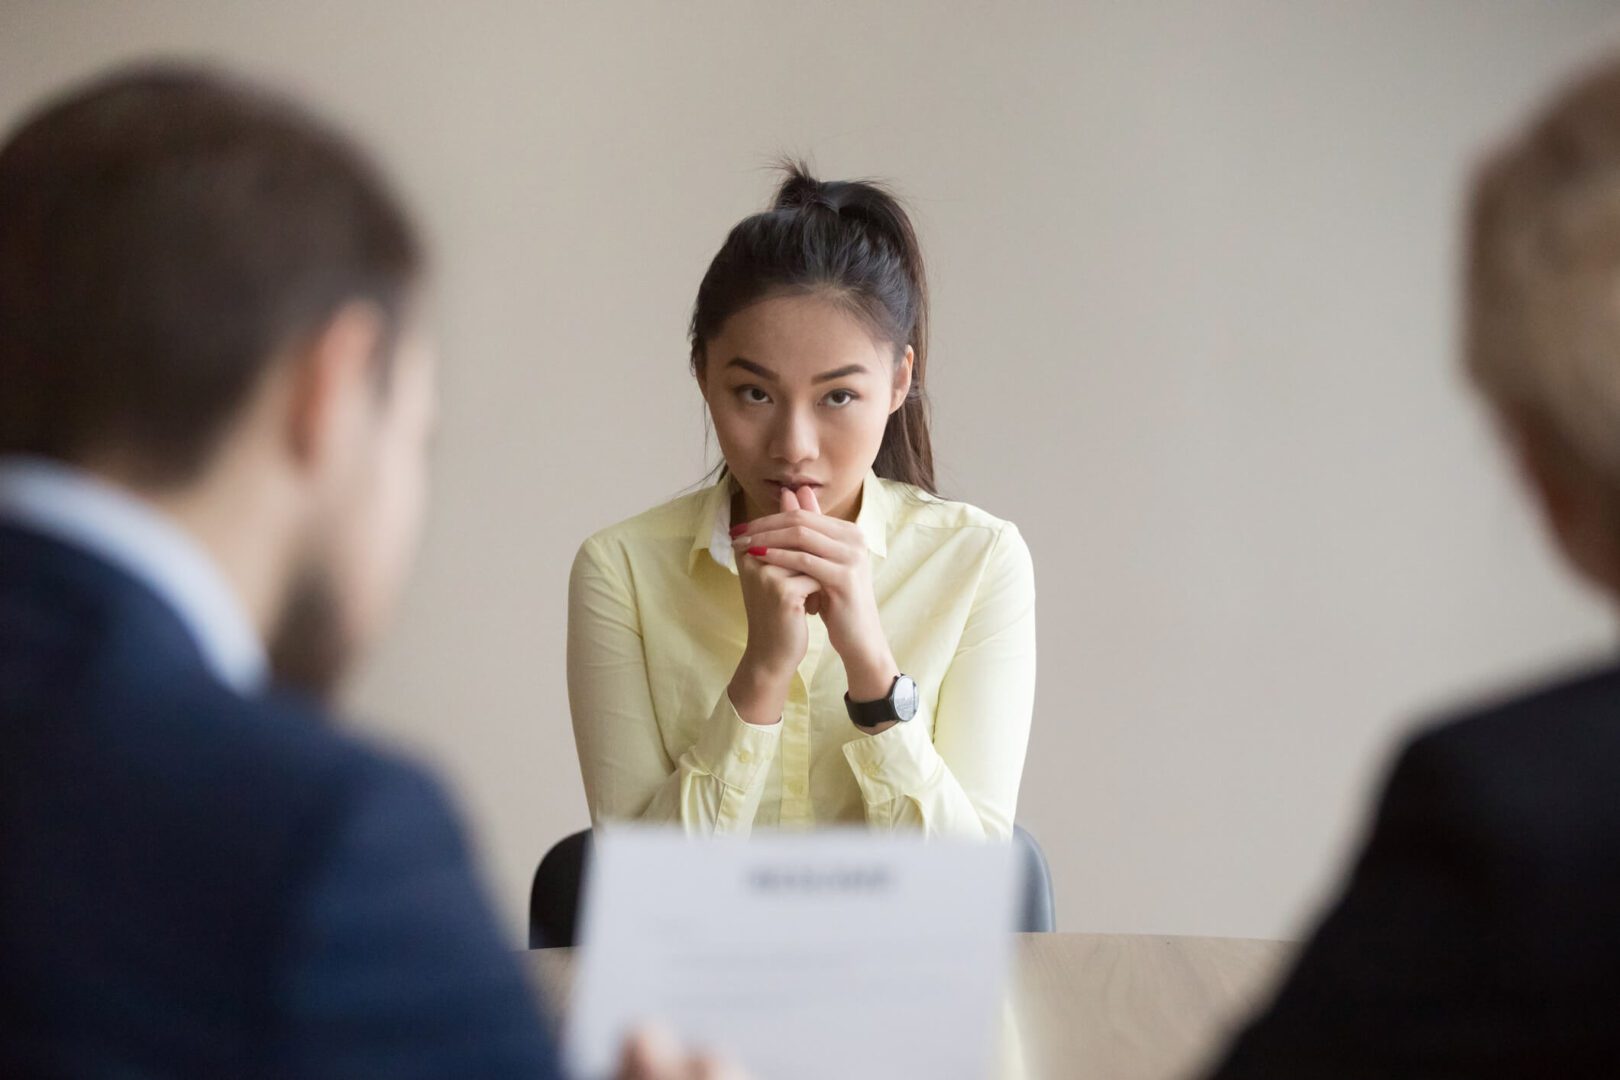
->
[0, 523, 559, 1078]
[1208, 661, 1620, 1079]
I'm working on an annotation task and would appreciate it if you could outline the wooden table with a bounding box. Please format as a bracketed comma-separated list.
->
[527, 932, 1292, 1080]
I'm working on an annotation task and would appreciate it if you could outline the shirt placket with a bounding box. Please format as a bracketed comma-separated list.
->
[779, 616, 825, 827]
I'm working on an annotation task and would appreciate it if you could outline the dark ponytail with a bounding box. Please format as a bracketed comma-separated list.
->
[690, 160, 936, 494]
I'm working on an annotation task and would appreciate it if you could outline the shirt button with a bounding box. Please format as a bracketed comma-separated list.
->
[864, 763, 881, 778]
[737, 750, 752, 764]
[787, 779, 805, 797]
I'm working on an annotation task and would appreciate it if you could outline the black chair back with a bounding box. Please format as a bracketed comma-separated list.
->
[529, 828, 591, 949]
[1012, 823, 1057, 933]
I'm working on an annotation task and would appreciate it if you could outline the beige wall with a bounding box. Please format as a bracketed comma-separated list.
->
[4, 1, 1617, 945]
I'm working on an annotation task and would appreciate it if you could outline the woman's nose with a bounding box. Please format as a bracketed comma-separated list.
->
[769, 405, 818, 465]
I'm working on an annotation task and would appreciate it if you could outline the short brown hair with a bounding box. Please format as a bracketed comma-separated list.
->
[0, 65, 422, 485]
[1467, 58, 1620, 481]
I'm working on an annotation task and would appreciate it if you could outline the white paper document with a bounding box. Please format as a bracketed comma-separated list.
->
[565, 827, 1018, 1080]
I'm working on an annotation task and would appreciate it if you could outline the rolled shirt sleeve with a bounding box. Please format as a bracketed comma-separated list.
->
[568, 537, 780, 835]
[842, 523, 1036, 840]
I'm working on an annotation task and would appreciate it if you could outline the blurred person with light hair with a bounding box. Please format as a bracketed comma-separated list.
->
[1206, 56, 1620, 1079]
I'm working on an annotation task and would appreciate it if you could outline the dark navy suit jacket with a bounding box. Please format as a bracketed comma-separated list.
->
[1209, 662, 1620, 1078]
[0, 522, 561, 1077]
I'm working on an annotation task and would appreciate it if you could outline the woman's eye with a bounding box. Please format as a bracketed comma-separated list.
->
[737, 386, 771, 405]
[822, 389, 858, 408]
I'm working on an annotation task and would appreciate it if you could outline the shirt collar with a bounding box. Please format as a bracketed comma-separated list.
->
[0, 457, 269, 694]
[687, 469, 890, 575]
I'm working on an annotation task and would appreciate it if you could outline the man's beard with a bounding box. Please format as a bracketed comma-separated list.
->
[266, 555, 353, 701]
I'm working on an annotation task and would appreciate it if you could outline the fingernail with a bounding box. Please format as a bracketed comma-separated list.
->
[729, 523, 748, 538]
[748, 546, 768, 557]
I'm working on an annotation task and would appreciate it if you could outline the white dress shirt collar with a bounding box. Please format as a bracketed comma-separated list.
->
[0, 456, 269, 694]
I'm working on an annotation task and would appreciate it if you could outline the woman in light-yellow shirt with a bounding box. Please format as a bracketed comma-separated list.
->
[568, 165, 1035, 840]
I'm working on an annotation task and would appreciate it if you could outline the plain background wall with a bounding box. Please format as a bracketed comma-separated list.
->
[4, 1, 1618, 945]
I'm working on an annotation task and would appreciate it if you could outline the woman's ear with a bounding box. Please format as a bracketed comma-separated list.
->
[693, 351, 710, 400]
[890, 346, 915, 415]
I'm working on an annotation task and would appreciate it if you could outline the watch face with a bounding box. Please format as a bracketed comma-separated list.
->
[893, 675, 919, 722]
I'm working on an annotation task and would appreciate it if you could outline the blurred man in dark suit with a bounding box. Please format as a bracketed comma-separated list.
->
[0, 67, 729, 1080]
[1209, 57, 1620, 1079]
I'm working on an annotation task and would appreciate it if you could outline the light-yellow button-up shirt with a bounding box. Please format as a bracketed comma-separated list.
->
[567, 470, 1036, 839]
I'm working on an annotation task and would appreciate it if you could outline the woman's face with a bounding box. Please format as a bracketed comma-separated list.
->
[699, 292, 912, 522]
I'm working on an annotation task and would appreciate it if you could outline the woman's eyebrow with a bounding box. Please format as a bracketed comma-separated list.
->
[725, 357, 777, 381]
[724, 358, 867, 382]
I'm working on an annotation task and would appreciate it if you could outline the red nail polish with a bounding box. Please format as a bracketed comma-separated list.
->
[729, 523, 748, 538]
[748, 546, 768, 557]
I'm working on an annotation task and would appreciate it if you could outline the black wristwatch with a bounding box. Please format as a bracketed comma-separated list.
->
[844, 674, 919, 729]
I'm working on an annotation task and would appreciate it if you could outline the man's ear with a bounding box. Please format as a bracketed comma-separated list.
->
[890, 345, 915, 415]
[284, 302, 386, 476]
[1507, 410, 1575, 541]
[1503, 405, 1620, 598]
